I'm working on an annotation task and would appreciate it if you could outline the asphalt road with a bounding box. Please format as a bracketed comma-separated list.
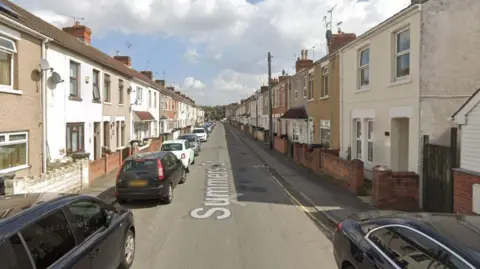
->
[126, 123, 337, 269]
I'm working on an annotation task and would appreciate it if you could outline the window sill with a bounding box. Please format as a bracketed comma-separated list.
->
[118, 103, 125, 107]
[355, 88, 371, 94]
[92, 99, 101, 104]
[69, 96, 83, 102]
[104, 102, 112, 105]
[0, 87, 23, 95]
[0, 164, 30, 174]
[307, 99, 315, 103]
[319, 95, 329, 100]
[389, 76, 412, 87]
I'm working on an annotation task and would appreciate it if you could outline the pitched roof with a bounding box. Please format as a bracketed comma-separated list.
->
[1, 0, 195, 106]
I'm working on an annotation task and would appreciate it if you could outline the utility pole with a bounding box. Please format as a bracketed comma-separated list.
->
[268, 52, 273, 150]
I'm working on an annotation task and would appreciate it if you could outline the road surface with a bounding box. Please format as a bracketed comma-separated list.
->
[126, 123, 337, 269]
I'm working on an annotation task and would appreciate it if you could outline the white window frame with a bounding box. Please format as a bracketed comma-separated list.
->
[0, 36, 16, 93]
[319, 120, 331, 148]
[308, 74, 314, 100]
[367, 120, 374, 162]
[136, 87, 143, 103]
[0, 131, 29, 173]
[294, 81, 298, 100]
[321, 67, 329, 97]
[359, 47, 370, 88]
[395, 28, 410, 79]
[303, 76, 307, 98]
[355, 120, 362, 160]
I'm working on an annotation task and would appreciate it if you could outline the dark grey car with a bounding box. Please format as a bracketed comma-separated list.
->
[178, 134, 201, 155]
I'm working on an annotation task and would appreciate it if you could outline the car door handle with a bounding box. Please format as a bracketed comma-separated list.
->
[91, 248, 101, 259]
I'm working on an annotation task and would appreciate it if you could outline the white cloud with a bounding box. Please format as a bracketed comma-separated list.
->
[15, 0, 412, 105]
[183, 48, 201, 64]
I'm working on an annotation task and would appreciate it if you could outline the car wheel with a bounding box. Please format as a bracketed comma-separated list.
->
[192, 158, 195, 165]
[119, 229, 135, 269]
[163, 183, 173, 204]
[179, 169, 187, 184]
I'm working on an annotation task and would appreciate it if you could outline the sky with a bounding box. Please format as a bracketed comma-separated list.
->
[11, 0, 411, 105]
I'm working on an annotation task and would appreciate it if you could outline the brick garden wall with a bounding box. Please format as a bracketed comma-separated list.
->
[372, 166, 419, 211]
[453, 168, 480, 214]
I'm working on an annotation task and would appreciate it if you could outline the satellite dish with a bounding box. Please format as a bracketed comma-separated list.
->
[326, 29, 332, 41]
[51, 72, 63, 84]
[40, 59, 50, 71]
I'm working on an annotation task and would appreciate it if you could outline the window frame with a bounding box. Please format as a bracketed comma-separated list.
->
[118, 79, 124, 105]
[319, 120, 331, 148]
[395, 28, 411, 79]
[154, 92, 157, 108]
[359, 47, 370, 88]
[303, 76, 307, 98]
[0, 36, 16, 90]
[365, 224, 476, 269]
[66, 122, 85, 154]
[92, 69, 100, 102]
[0, 131, 28, 173]
[69, 60, 80, 98]
[308, 73, 314, 100]
[103, 73, 111, 103]
[321, 67, 329, 97]
[148, 90, 152, 108]
[136, 87, 143, 103]
[120, 121, 126, 147]
[367, 120, 374, 162]
[355, 120, 362, 159]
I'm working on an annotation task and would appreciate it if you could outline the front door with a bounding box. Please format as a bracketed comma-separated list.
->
[94, 122, 100, 160]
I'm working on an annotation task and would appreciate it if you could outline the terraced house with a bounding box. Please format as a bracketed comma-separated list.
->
[0, 0, 203, 176]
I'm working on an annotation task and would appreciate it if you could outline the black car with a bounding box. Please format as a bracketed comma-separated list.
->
[115, 151, 186, 204]
[0, 193, 135, 269]
[333, 210, 480, 269]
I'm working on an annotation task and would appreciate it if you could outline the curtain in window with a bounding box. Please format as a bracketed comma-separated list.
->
[0, 51, 11, 85]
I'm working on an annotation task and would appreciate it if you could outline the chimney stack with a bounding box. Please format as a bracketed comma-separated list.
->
[328, 32, 357, 54]
[114, 56, 131, 67]
[295, 49, 313, 73]
[62, 21, 92, 44]
[155, 79, 166, 88]
[140, 71, 153, 80]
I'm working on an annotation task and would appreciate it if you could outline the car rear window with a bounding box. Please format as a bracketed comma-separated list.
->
[193, 129, 205, 133]
[179, 136, 196, 142]
[161, 143, 183, 151]
[122, 159, 157, 172]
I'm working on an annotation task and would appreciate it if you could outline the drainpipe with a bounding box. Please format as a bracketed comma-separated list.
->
[41, 39, 50, 174]
[339, 51, 344, 154]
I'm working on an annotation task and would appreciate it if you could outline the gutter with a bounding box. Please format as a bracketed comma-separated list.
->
[0, 14, 51, 41]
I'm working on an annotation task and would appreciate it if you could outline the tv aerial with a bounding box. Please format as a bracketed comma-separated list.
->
[126, 41, 133, 49]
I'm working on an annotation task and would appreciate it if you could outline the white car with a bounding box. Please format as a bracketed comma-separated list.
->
[192, 127, 208, 142]
[160, 140, 195, 172]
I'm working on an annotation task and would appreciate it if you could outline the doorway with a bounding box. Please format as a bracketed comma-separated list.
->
[93, 122, 100, 160]
[390, 118, 409, 171]
[103, 121, 110, 149]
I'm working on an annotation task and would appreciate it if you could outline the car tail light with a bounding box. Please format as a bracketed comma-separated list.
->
[181, 153, 186, 159]
[157, 159, 165, 180]
[336, 222, 343, 232]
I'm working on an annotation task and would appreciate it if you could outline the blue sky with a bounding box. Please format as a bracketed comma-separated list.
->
[13, 0, 410, 105]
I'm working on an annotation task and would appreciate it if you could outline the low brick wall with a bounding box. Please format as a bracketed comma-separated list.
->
[372, 166, 419, 211]
[291, 143, 363, 195]
[274, 137, 287, 154]
[5, 159, 89, 195]
[453, 168, 480, 214]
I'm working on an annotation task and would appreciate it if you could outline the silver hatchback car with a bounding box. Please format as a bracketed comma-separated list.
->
[178, 134, 201, 155]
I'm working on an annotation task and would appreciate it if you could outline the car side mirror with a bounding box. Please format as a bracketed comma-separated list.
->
[104, 211, 116, 228]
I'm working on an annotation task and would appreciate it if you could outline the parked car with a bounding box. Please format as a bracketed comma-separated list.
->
[178, 134, 201, 156]
[116, 151, 186, 204]
[203, 123, 212, 133]
[333, 210, 480, 269]
[193, 127, 208, 142]
[0, 192, 135, 269]
[160, 140, 195, 171]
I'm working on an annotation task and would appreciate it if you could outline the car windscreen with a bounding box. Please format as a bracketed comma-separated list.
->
[193, 129, 205, 134]
[122, 159, 156, 172]
[179, 136, 196, 142]
[161, 143, 183, 151]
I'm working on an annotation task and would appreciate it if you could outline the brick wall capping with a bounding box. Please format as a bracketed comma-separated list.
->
[454, 167, 480, 177]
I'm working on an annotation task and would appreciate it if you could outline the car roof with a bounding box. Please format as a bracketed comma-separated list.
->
[356, 211, 480, 266]
[162, 140, 186, 144]
[179, 133, 197, 137]
[125, 151, 168, 161]
[0, 193, 94, 237]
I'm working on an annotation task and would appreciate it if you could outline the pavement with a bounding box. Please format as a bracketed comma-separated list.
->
[80, 170, 117, 204]
[79, 122, 376, 269]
